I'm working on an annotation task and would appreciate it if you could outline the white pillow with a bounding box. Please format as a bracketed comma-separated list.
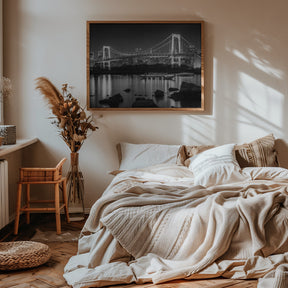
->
[189, 143, 245, 186]
[119, 143, 180, 170]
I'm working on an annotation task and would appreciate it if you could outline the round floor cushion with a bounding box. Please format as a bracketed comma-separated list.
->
[0, 241, 51, 271]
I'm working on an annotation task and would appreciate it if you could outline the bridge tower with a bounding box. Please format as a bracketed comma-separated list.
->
[102, 46, 111, 70]
[90, 52, 96, 68]
[170, 34, 182, 67]
[170, 33, 182, 66]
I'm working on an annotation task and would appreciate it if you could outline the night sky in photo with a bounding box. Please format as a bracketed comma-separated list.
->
[89, 22, 202, 54]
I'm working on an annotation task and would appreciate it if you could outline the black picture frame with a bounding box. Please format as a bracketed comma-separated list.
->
[87, 21, 204, 111]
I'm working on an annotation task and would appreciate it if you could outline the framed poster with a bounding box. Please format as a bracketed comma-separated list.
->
[87, 21, 204, 111]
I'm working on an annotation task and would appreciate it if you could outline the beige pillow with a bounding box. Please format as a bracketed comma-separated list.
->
[176, 145, 215, 167]
[235, 134, 279, 168]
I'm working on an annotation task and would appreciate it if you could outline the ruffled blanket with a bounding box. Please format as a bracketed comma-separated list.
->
[64, 165, 288, 288]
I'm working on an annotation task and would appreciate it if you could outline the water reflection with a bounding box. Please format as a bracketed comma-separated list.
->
[89, 73, 201, 108]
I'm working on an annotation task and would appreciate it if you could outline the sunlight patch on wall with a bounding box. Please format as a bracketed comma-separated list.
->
[180, 56, 217, 145]
[236, 72, 283, 138]
[248, 49, 283, 79]
[231, 49, 249, 63]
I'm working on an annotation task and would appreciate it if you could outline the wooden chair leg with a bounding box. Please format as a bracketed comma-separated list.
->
[26, 184, 30, 224]
[14, 183, 22, 235]
[62, 178, 70, 223]
[55, 183, 61, 235]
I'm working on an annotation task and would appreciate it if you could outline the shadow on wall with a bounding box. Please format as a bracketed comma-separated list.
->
[22, 141, 64, 168]
[179, 24, 288, 146]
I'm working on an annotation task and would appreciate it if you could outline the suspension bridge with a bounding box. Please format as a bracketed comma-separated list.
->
[90, 33, 201, 71]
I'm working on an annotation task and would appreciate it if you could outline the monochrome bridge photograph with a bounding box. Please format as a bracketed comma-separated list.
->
[87, 22, 204, 110]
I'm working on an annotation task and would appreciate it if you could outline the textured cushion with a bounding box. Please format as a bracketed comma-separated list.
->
[0, 241, 51, 271]
[235, 134, 278, 168]
[176, 145, 214, 166]
[188, 144, 245, 187]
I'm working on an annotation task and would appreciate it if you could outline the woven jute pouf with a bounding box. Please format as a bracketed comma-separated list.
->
[0, 241, 51, 271]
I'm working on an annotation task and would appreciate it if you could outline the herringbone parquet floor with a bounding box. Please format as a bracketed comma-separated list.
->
[0, 214, 257, 288]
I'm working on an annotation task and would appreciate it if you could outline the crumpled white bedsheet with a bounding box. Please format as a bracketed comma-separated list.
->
[64, 164, 288, 288]
[258, 264, 288, 288]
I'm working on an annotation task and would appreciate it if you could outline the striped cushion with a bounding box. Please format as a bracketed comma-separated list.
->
[235, 134, 278, 168]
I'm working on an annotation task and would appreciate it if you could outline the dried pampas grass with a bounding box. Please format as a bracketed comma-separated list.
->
[35, 77, 64, 118]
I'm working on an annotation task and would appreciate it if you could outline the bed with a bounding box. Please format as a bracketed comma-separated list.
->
[63, 134, 288, 288]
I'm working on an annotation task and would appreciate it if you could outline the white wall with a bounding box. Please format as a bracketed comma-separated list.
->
[3, 0, 288, 208]
[0, 0, 3, 124]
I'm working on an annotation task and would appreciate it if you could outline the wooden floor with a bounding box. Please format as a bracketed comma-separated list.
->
[0, 214, 258, 288]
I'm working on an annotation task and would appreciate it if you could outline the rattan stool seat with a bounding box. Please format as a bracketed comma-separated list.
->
[0, 241, 51, 270]
[14, 158, 70, 235]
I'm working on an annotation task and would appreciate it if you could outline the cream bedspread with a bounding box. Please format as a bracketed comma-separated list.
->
[64, 165, 288, 288]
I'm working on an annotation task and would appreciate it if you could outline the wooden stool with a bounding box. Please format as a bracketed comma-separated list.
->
[14, 158, 70, 235]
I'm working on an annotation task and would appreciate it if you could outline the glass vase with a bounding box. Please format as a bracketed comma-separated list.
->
[67, 152, 85, 221]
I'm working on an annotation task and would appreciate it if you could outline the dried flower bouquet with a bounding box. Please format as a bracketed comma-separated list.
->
[0, 76, 13, 103]
[35, 77, 98, 152]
